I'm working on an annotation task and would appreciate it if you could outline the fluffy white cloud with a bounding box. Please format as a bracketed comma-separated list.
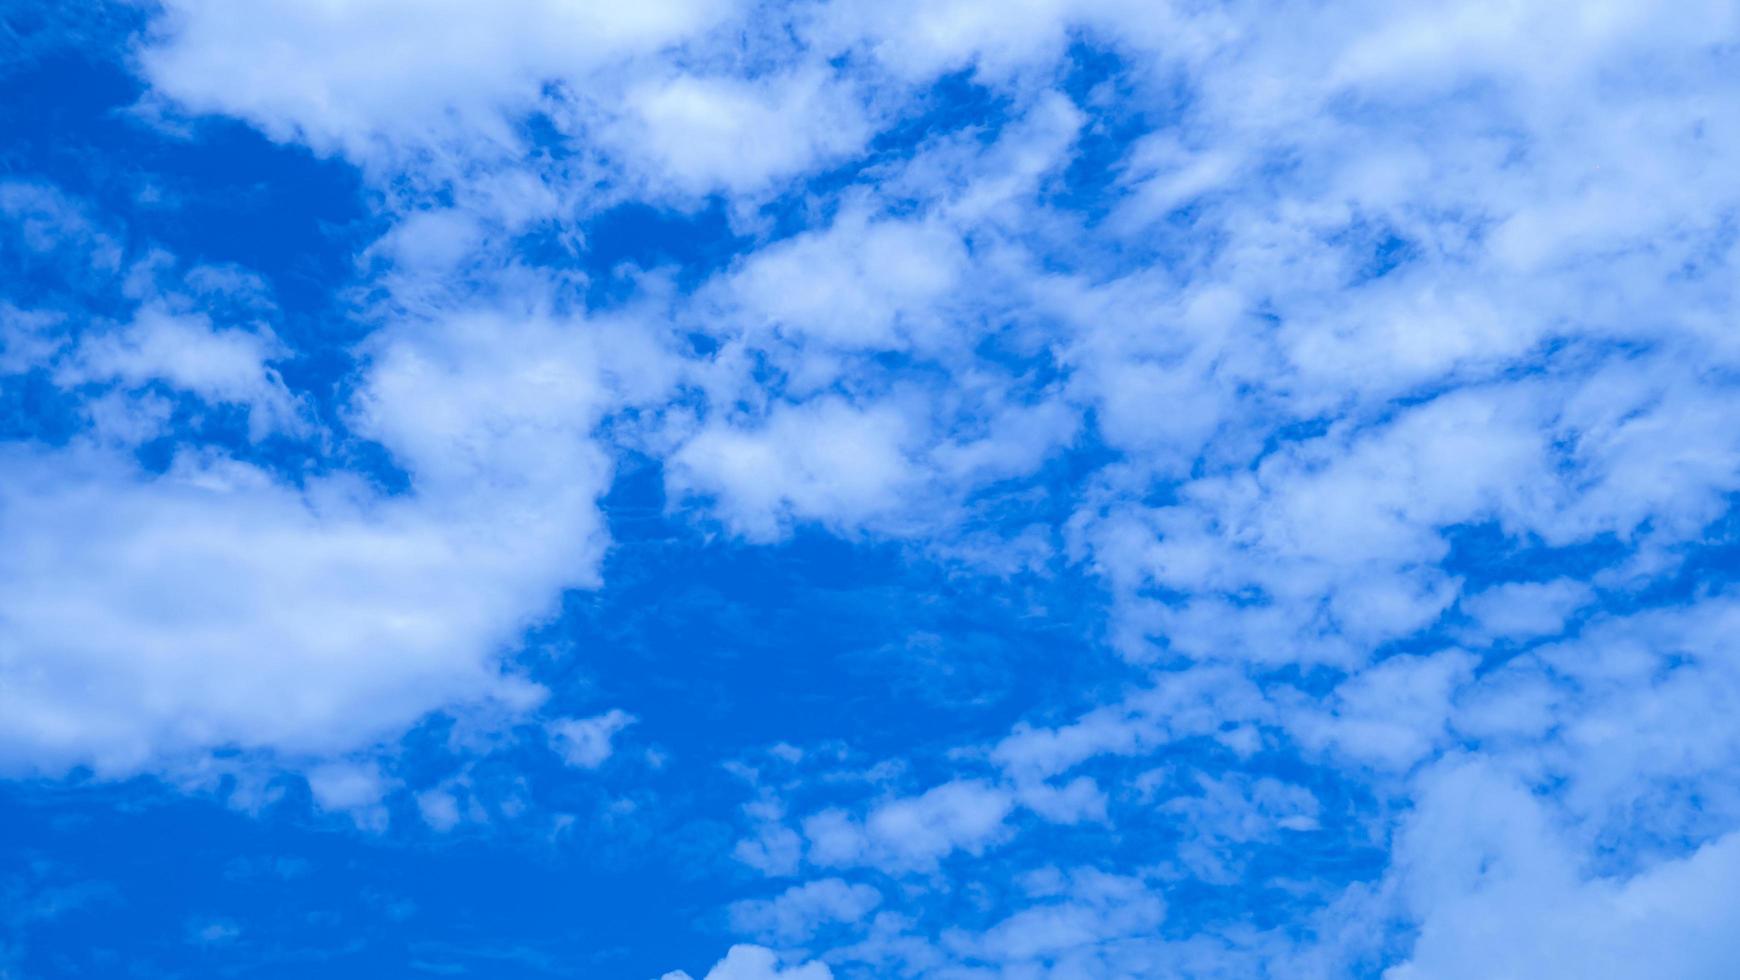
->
[0, 443, 564, 775]
[0, 179, 123, 272]
[941, 867, 1166, 967]
[992, 667, 1269, 782]
[1292, 651, 1478, 772]
[803, 780, 1015, 873]
[663, 944, 832, 980]
[0, 302, 68, 373]
[729, 878, 882, 944]
[669, 397, 920, 540]
[1388, 759, 1740, 980]
[615, 70, 872, 196]
[718, 210, 967, 352]
[803, 0, 1102, 81]
[57, 306, 303, 438]
[548, 709, 636, 769]
[0, 299, 679, 777]
[306, 760, 390, 811]
[140, 0, 729, 162]
[1459, 579, 1593, 640]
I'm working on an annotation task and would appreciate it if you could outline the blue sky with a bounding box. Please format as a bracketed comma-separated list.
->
[4, 1, 1740, 977]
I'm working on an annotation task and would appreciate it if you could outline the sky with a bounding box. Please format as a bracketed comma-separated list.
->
[2, 1, 1740, 977]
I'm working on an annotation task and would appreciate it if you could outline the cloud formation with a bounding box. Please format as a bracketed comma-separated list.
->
[4, 0, 1740, 977]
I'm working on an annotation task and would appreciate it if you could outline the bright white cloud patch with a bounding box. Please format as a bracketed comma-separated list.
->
[1388, 759, 1740, 980]
[663, 944, 833, 980]
[720, 211, 966, 351]
[803, 779, 1015, 873]
[0, 443, 567, 775]
[140, 0, 730, 162]
[617, 70, 872, 196]
[0, 296, 671, 777]
[548, 709, 636, 769]
[57, 307, 302, 438]
[728, 878, 881, 944]
[669, 396, 920, 540]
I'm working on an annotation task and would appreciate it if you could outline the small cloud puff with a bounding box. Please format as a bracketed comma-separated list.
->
[661, 944, 832, 980]
[548, 709, 637, 770]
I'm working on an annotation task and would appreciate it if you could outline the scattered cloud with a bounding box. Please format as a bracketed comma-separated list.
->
[6, 0, 1740, 977]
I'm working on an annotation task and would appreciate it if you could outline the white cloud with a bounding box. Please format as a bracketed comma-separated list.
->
[664, 944, 832, 980]
[943, 867, 1166, 966]
[1387, 758, 1740, 980]
[1161, 774, 1322, 884]
[1459, 579, 1593, 640]
[669, 397, 919, 540]
[0, 179, 123, 270]
[992, 667, 1269, 781]
[187, 918, 241, 946]
[735, 823, 807, 878]
[0, 445, 562, 775]
[80, 389, 175, 444]
[617, 70, 872, 196]
[306, 760, 389, 811]
[57, 306, 303, 438]
[1292, 652, 1478, 772]
[803, 0, 1085, 81]
[719, 210, 966, 352]
[370, 208, 484, 272]
[0, 301, 680, 778]
[804, 779, 1015, 873]
[307, 759, 394, 830]
[548, 709, 636, 769]
[140, 0, 729, 164]
[416, 787, 464, 832]
[729, 878, 882, 944]
[0, 303, 66, 373]
[1013, 775, 1107, 825]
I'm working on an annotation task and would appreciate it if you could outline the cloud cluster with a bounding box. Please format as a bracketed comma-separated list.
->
[5, 0, 1740, 976]
[0, 192, 668, 779]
